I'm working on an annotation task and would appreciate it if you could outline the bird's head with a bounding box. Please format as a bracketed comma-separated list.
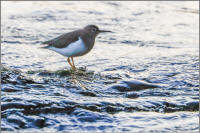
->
[84, 25, 111, 37]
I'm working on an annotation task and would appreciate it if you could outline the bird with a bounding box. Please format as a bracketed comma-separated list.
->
[41, 25, 111, 71]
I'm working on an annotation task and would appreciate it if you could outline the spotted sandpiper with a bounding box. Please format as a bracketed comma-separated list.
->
[41, 25, 111, 70]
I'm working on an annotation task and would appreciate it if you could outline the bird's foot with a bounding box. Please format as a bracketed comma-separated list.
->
[71, 66, 76, 71]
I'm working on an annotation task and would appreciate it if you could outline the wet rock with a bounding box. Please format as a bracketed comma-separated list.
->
[22, 105, 75, 115]
[105, 74, 122, 80]
[75, 69, 95, 76]
[17, 76, 35, 84]
[7, 115, 26, 128]
[110, 80, 160, 92]
[36, 68, 95, 77]
[125, 92, 139, 99]
[185, 101, 199, 111]
[37, 70, 55, 77]
[73, 109, 112, 123]
[78, 116, 98, 122]
[110, 84, 130, 92]
[2, 85, 22, 92]
[1, 126, 14, 131]
[1, 73, 11, 84]
[105, 105, 120, 113]
[163, 107, 180, 113]
[1, 66, 35, 85]
[156, 101, 200, 113]
[78, 66, 87, 72]
[1, 72, 17, 85]
[34, 118, 46, 128]
[1, 102, 36, 111]
[55, 69, 71, 76]
[79, 91, 96, 97]
[1, 66, 22, 74]
[124, 106, 139, 112]
[121, 80, 160, 90]
[104, 68, 117, 71]
[84, 105, 100, 112]
[57, 125, 69, 131]
[103, 80, 117, 84]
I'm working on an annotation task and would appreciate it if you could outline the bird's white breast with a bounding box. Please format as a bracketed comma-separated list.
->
[48, 37, 87, 57]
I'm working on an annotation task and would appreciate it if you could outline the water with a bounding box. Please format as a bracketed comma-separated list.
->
[1, 1, 199, 132]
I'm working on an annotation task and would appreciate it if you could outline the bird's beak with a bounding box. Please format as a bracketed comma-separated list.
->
[99, 30, 112, 33]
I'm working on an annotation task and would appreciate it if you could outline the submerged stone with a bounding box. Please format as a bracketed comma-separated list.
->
[79, 91, 96, 97]
[110, 80, 160, 92]
[125, 92, 140, 98]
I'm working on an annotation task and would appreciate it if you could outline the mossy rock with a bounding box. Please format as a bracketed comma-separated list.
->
[55, 69, 72, 76]
[55, 67, 95, 77]
[1, 65, 22, 74]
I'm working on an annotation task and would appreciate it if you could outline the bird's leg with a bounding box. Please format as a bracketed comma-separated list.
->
[67, 57, 75, 71]
[71, 57, 76, 70]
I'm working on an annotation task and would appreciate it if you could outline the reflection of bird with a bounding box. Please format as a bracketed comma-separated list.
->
[41, 25, 111, 71]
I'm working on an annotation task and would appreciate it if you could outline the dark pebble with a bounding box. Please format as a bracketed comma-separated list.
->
[105, 105, 119, 113]
[34, 118, 46, 128]
[110, 84, 131, 92]
[79, 91, 96, 97]
[85, 105, 100, 112]
[125, 92, 139, 98]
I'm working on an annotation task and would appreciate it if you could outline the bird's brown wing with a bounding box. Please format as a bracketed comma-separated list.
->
[42, 30, 81, 48]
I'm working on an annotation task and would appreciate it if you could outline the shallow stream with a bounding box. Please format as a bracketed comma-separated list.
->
[1, 1, 199, 132]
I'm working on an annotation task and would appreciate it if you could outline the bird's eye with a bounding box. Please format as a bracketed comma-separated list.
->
[91, 28, 96, 32]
